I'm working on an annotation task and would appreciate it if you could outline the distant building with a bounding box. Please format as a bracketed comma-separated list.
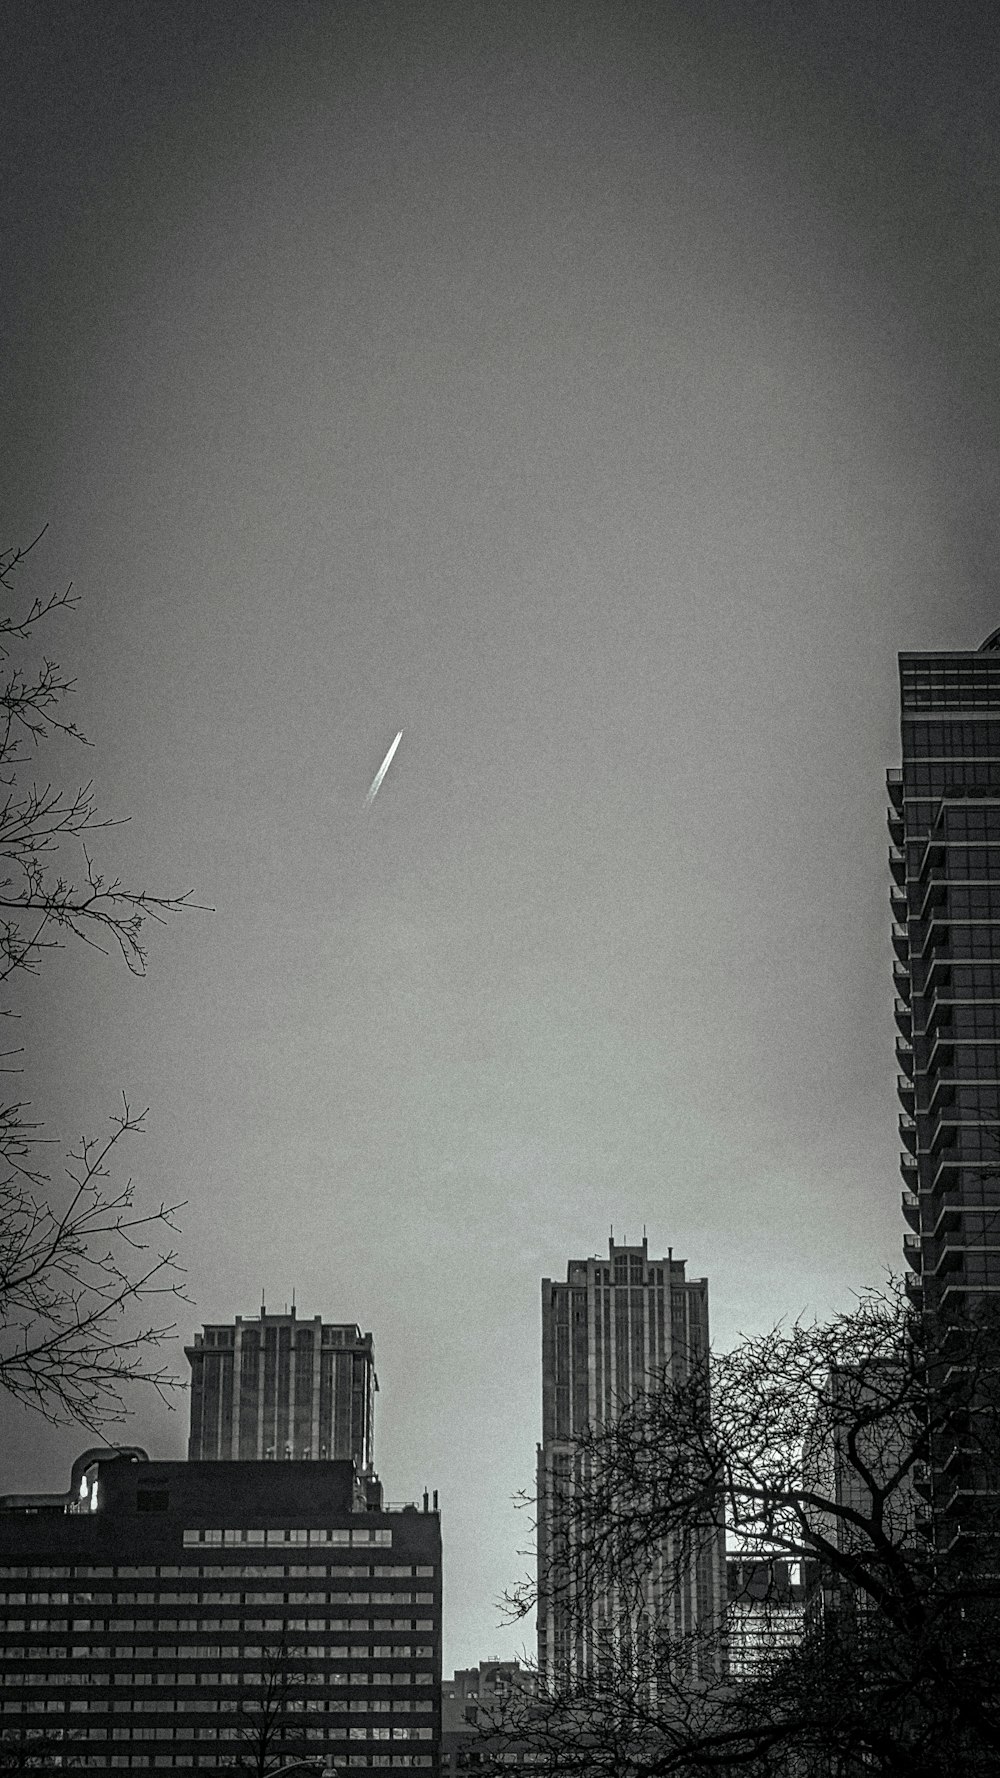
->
[186, 1306, 377, 1468]
[726, 1556, 809, 1680]
[0, 1449, 440, 1773]
[441, 1662, 533, 1777]
[537, 1236, 725, 1684]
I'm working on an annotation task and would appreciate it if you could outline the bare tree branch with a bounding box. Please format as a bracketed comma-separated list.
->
[0, 535, 204, 1429]
[496, 1283, 1000, 1778]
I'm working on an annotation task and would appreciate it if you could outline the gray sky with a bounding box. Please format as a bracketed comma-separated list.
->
[3, 0, 1000, 1672]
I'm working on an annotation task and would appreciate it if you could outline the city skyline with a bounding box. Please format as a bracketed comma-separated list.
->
[4, 1, 1000, 1674]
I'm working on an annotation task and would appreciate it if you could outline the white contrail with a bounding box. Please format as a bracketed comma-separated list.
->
[365, 731, 403, 806]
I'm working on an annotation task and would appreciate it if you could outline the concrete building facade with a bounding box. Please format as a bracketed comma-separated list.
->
[0, 1451, 440, 1774]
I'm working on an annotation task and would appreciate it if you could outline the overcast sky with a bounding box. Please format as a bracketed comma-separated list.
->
[3, 0, 1000, 1672]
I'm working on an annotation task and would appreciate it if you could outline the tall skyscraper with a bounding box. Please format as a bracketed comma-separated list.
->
[186, 1307, 377, 1469]
[0, 1448, 441, 1772]
[890, 637, 1000, 1547]
[537, 1236, 725, 1683]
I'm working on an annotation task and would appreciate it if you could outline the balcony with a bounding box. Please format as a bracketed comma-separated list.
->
[904, 1270, 924, 1304]
[894, 998, 912, 1038]
[911, 914, 951, 960]
[889, 846, 906, 886]
[891, 922, 909, 963]
[900, 1151, 918, 1186]
[926, 1025, 955, 1066]
[886, 767, 903, 810]
[922, 1234, 965, 1276]
[901, 1190, 921, 1232]
[926, 1071, 956, 1116]
[896, 1035, 915, 1077]
[888, 809, 904, 847]
[902, 1232, 921, 1268]
[928, 1143, 1000, 1194]
[897, 1073, 915, 1113]
[893, 962, 912, 1005]
[899, 1113, 918, 1155]
[890, 884, 908, 919]
[923, 1195, 974, 1242]
[914, 878, 947, 921]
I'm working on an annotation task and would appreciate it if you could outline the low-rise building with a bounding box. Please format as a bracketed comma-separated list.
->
[0, 1449, 440, 1773]
[441, 1661, 533, 1777]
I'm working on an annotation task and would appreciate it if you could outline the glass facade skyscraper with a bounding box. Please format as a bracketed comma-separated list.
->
[890, 636, 1000, 1546]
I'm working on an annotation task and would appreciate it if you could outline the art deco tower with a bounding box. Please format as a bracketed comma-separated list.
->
[537, 1237, 724, 1682]
[186, 1306, 377, 1469]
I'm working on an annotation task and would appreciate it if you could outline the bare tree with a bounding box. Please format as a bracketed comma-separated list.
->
[227, 1641, 316, 1778]
[0, 533, 198, 1428]
[497, 1281, 1000, 1778]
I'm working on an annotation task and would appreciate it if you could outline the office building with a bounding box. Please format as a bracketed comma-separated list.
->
[0, 1448, 441, 1773]
[726, 1557, 809, 1681]
[889, 639, 1000, 1547]
[537, 1236, 725, 1683]
[441, 1662, 532, 1777]
[186, 1307, 377, 1469]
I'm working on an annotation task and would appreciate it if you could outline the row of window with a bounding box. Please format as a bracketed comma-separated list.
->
[902, 761, 1000, 791]
[183, 1527, 393, 1547]
[3, 1619, 436, 1638]
[2, 1669, 434, 1687]
[923, 965, 1000, 993]
[2, 1652, 434, 1672]
[924, 847, 1000, 882]
[903, 722, 1000, 752]
[941, 1008, 1000, 1037]
[902, 687, 1000, 709]
[938, 888, 1000, 918]
[0, 1564, 432, 1585]
[0, 1692, 432, 1713]
[917, 928, 1000, 959]
[2, 1590, 433, 1610]
[3, 1642, 434, 1660]
[58, 1757, 432, 1769]
[949, 1253, 1000, 1280]
[937, 810, 1000, 837]
[0, 1706, 430, 1735]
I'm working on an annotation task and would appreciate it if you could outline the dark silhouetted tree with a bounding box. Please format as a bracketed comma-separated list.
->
[496, 1280, 1000, 1778]
[0, 533, 198, 1429]
[227, 1641, 318, 1778]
